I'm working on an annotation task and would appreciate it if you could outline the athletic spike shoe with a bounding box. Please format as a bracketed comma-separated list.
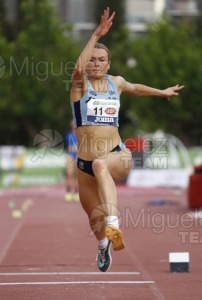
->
[97, 240, 112, 272]
[64, 192, 73, 202]
[105, 225, 125, 251]
[73, 193, 80, 202]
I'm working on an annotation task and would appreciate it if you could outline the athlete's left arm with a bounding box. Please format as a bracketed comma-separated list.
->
[116, 76, 184, 101]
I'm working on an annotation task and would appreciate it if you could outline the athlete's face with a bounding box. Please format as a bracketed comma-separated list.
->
[86, 48, 110, 78]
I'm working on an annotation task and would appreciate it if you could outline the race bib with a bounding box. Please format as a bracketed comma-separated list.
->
[87, 98, 120, 125]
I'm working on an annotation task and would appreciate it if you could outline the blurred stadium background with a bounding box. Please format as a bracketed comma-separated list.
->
[0, 0, 202, 195]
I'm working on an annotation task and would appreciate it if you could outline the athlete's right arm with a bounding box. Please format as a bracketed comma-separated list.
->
[71, 7, 115, 82]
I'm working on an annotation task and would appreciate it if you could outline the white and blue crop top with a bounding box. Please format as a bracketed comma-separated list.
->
[71, 75, 120, 128]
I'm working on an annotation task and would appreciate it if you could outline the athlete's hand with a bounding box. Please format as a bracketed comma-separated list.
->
[161, 84, 185, 101]
[94, 7, 115, 38]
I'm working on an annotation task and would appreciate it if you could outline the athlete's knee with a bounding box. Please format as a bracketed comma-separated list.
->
[92, 159, 107, 176]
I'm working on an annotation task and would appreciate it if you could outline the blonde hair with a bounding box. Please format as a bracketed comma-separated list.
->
[94, 43, 111, 61]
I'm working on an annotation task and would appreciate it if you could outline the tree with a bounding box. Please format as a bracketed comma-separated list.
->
[94, 0, 127, 47]
[0, 0, 5, 35]
[120, 19, 202, 145]
[196, 1, 202, 36]
[0, 0, 12, 39]
[0, 0, 79, 145]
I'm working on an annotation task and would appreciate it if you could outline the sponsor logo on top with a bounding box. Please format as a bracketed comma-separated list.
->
[105, 107, 117, 115]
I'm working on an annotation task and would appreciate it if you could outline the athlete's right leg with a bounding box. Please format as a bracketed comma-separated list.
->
[77, 166, 125, 253]
[77, 168, 107, 241]
[77, 169, 112, 271]
[91, 149, 132, 251]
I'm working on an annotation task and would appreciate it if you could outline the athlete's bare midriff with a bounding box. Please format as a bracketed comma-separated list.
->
[75, 125, 121, 160]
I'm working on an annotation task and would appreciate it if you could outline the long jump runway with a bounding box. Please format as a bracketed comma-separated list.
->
[0, 185, 202, 299]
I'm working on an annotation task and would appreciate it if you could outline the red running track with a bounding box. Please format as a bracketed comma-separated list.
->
[0, 185, 202, 300]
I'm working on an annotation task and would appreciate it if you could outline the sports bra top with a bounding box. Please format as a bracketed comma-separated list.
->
[71, 75, 120, 128]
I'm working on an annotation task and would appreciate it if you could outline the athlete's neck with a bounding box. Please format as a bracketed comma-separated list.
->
[89, 77, 108, 93]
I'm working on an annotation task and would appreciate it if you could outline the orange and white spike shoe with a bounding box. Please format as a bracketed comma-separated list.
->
[105, 225, 125, 251]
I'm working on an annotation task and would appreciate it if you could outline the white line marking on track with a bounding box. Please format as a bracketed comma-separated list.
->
[0, 281, 155, 286]
[0, 272, 140, 276]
